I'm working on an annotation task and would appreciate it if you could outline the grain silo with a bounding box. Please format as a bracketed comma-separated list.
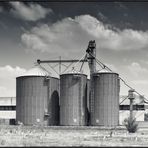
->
[60, 73, 88, 126]
[90, 69, 120, 127]
[16, 64, 59, 126]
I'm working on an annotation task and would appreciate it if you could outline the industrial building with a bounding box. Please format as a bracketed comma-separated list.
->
[90, 70, 120, 127]
[16, 64, 59, 126]
[0, 97, 16, 125]
[119, 95, 145, 125]
[0, 40, 146, 127]
[0, 96, 145, 126]
[60, 73, 88, 126]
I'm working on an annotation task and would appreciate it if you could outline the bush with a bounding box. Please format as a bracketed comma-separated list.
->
[124, 117, 138, 133]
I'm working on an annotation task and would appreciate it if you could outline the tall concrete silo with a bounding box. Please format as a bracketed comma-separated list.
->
[16, 64, 60, 126]
[90, 69, 120, 127]
[60, 73, 88, 126]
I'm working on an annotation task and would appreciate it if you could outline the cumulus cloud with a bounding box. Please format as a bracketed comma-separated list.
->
[21, 15, 148, 56]
[98, 12, 108, 22]
[10, 2, 52, 21]
[127, 62, 148, 78]
[0, 65, 26, 79]
[0, 65, 26, 97]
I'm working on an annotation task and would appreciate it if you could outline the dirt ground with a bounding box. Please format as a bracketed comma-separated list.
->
[0, 125, 148, 147]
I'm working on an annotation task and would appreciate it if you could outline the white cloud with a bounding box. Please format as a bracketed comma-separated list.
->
[10, 2, 52, 21]
[127, 62, 148, 78]
[98, 12, 108, 21]
[21, 15, 148, 56]
[0, 65, 26, 79]
[0, 65, 26, 97]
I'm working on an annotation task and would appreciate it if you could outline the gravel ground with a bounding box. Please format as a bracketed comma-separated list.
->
[0, 125, 147, 147]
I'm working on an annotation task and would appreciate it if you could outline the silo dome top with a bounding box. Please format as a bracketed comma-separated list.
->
[61, 67, 87, 76]
[17, 64, 51, 77]
[96, 68, 118, 74]
[98, 69, 111, 73]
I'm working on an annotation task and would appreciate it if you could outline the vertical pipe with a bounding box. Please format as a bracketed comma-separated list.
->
[86, 40, 96, 125]
[128, 89, 135, 121]
[129, 98, 134, 120]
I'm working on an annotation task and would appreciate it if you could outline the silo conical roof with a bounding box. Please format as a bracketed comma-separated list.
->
[17, 64, 51, 77]
[97, 68, 118, 74]
[61, 67, 86, 76]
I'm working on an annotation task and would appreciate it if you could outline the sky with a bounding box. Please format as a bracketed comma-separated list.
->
[0, 1, 148, 98]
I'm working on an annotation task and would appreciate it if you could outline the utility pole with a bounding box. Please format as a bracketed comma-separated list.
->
[128, 89, 135, 121]
[86, 40, 96, 125]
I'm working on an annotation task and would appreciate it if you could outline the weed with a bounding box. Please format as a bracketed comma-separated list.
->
[124, 117, 138, 133]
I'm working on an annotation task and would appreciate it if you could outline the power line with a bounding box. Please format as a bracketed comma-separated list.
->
[73, 53, 87, 68]
[120, 96, 128, 105]
[88, 52, 148, 104]
[79, 54, 87, 72]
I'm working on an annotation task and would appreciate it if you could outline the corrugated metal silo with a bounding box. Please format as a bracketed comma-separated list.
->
[16, 64, 59, 126]
[60, 73, 87, 126]
[90, 69, 120, 127]
[87, 79, 90, 125]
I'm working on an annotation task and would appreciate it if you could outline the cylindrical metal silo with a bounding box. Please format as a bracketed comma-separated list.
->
[90, 69, 120, 127]
[16, 64, 59, 126]
[60, 73, 87, 126]
[87, 79, 90, 125]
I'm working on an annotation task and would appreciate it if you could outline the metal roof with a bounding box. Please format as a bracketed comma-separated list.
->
[61, 67, 84, 75]
[0, 97, 16, 106]
[17, 64, 51, 77]
[97, 68, 118, 74]
[120, 95, 144, 105]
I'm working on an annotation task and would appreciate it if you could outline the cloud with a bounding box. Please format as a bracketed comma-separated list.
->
[127, 62, 148, 78]
[21, 15, 148, 56]
[10, 2, 52, 21]
[0, 65, 26, 97]
[98, 12, 108, 22]
[0, 65, 26, 79]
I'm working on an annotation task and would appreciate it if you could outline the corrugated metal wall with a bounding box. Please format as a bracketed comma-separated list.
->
[91, 73, 120, 127]
[16, 76, 59, 126]
[87, 79, 90, 125]
[60, 73, 87, 126]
